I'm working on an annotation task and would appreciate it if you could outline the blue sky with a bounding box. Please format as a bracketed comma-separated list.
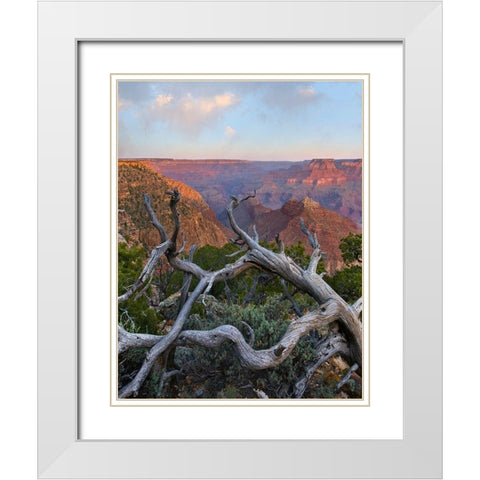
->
[118, 80, 363, 161]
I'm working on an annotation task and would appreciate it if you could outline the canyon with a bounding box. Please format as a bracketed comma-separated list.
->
[118, 159, 361, 273]
[118, 161, 230, 250]
[220, 196, 360, 273]
[122, 157, 362, 226]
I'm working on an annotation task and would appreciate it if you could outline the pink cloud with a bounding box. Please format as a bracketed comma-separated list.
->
[147, 91, 239, 134]
[154, 93, 173, 108]
[224, 125, 236, 137]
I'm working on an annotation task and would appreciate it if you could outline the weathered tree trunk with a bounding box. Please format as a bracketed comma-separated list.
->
[117, 189, 362, 398]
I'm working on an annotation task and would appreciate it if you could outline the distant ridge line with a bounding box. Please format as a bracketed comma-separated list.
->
[118, 158, 362, 163]
[119, 158, 252, 163]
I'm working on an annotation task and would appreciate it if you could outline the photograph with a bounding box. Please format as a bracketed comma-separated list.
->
[33, 0, 447, 477]
[115, 78, 366, 401]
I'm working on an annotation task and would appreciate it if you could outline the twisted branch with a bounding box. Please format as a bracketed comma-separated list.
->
[119, 277, 209, 398]
[336, 363, 359, 391]
[166, 187, 181, 247]
[143, 193, 168, 242]
[118, 187, 363, 397]
[352, 297, 363, 315]
[280, 279, 303, 316]
[176, 298, 346, 370]
[178, 244, 198, 312]
[294, 330, 350, 398]
[118, 242, 170, 304]
[300, 217, 326, 274]
[119, 299, 347, 374]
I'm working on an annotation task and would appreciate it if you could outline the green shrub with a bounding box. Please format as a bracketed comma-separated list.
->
[168, 297, 318, 399]
[118, 235, 362, 399]
[117, 243, 163, 334]
[324, 265, 362, 303]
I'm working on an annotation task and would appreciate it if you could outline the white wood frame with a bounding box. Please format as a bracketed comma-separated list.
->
[38, 1, 442, 477]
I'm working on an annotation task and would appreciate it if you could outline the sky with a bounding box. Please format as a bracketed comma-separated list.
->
[118, 80, 363, 162]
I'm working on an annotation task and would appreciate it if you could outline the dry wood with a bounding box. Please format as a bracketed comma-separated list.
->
[119, 299, 350, 373]
[336, 363, 359, 391]
[119, 277, 209, 398]
[117, 189, 363, 398]
[294, 331, 349, 398]
[118, 242, 170, 304]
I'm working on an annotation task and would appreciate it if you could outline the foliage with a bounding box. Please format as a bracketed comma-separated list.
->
[117, 234, 362, 399]
[325, 265, 362, 304]
[194, 243, 240, 270]
[339, 233, 362, 265]
[117, 243, 163, 334]
[185, 243, 241, 298]
[166, 297, 319, 399]
[231, 240, 326, 307]
[118, 242, 145, 292]
[166, 242, 317, 306]
[324, 234, 362, 303]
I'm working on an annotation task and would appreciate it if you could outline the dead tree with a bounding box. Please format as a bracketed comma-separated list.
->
[118, 188, 362, 398]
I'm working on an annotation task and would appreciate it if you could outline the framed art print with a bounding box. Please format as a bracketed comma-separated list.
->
[38, 1, 442, 478]
[110, 72, 371, 407]
[79, 43, 403, 441]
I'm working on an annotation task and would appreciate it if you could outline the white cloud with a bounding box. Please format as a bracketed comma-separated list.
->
[147, 91, 239, 133]
[200, 93, 236, 112]
[225, 125, 236, 137]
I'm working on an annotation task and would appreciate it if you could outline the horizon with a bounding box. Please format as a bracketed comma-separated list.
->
[118, 81, 363, 161]
[117, 157, 362, 162]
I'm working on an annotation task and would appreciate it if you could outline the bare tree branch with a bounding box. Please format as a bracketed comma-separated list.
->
[226, 193, 260, 251]
[299, 217, 326, 274]
[143, 193, 168, 243]
[299, 217, 318, 248]
[208, 193, 362, 364]
[280, 279, 303, 317]
[119, 277, 209, 398]
[174, 232, 186, 256]
[118, 242, 170, 304]
[352, 297, 363, 315]
[118, 187, 363, 398]
[275, 233, 285, 254]
[294, 331, 349, 398]
[118, 326, 155, 354]
[242, 273, 271, 305]
[336, 363, 359, 391]
[240, 321, 255, 347]
[178, 245, 197, 312]
[254, 389, 269, 399]
[175, 298, 346, 370]
[252, 225, 259, 243]
[119, 299, 348, 374]
[156, 369, 182, 398]
[166, 187, 181, 247]
[225, 248, 247, 258]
